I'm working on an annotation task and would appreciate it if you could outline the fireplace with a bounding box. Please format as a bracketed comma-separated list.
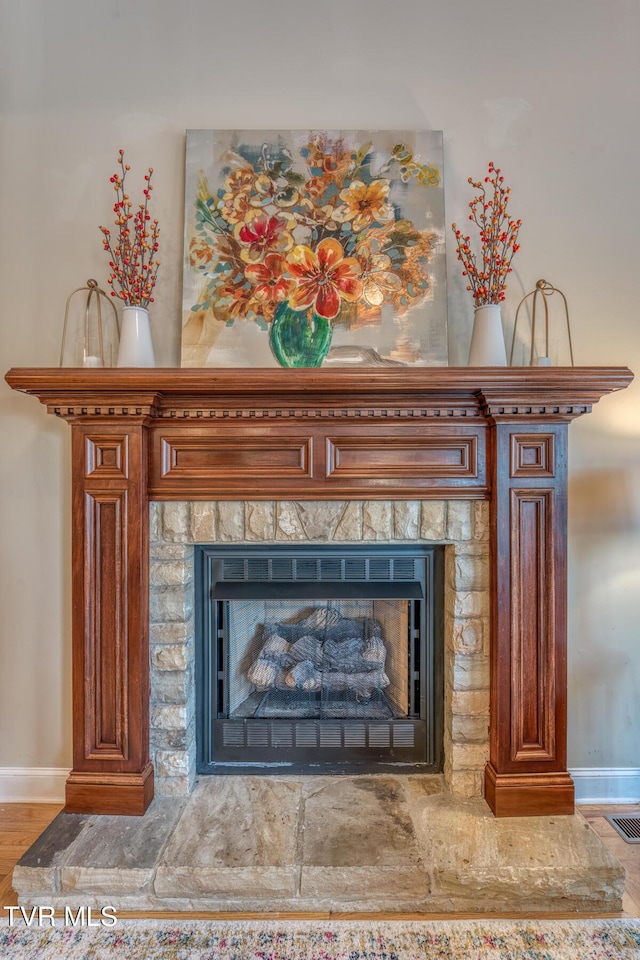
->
[148, 497, 488, 799]
[195, 544, 443, 773]
[5, 365, 633, 818]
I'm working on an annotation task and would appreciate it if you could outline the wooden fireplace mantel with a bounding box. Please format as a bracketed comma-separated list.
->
[5, 366, 633, 817]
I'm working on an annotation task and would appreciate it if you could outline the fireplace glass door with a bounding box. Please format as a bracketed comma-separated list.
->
[195, 545, 443, 774]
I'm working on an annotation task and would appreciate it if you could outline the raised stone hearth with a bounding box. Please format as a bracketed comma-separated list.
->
[14, 776, 624, 913]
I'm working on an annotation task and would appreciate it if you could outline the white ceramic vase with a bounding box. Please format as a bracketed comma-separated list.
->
[467, 304, 507, 366]
[117, 306, 155, 367]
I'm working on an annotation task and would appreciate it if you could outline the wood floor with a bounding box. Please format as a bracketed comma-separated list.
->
[0, 803, 63, 909]
[0, 802, 638, 918]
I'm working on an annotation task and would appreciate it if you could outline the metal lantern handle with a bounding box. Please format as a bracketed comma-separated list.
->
[60, 279, 120, 367]
[509, 279, 575, 366]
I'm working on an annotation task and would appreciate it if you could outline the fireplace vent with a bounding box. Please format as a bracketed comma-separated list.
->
[195, 544, 443, 775]
[220, 555, 419, 584]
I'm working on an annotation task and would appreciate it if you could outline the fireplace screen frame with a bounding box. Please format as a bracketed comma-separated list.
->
[195, 543, 444, 775]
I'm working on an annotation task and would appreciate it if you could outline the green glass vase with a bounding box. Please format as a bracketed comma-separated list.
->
[268, 302, 333, 368]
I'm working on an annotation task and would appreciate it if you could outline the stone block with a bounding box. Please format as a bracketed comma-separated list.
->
[448, 742, 489, 770]
[216, 502, 245, 541]
[446, 769, 484, 799]
[394, 501, 420, 540]
[296, 501, 345, 540]
[12, 812, 92, 896]
[151, 704, 188, 731]
[275, 502, 306, 540]
[448, 552, 489, 592]
[333, 501, 363, 540]
[416, 798, 625, 905]
[11, 864, 58, 895]
[300, 864, 429, 901]
[61, 865, 154, 895]
[446, 500, 473, 542]
[151, 643, 189, 672]
[447, 654, 490, 692]
[451, 715, 490, 744]
[155, 750, 190, 778]
[60, 799, 183, 894]
[155, 778, 301, 898]
[149, 543, 192, 561]
[150, 620, 193, 645]
[420, 501, 447, 540]
[450, 689, 490, 716]
[161, 502, 190, 542]
[154, 715, 193, 751]
[149, 585, 193, 624]
[149, 501, 162, 543]
[473, 500, 490, 541]
[190, 502, 216, 542]
[150, 726, 190, 750]
[362, 501, 393, 540]
[149, 560, 192, 587]
[150, 663, 194, 704]
[245, 501, 275, 540]
[301, 776, 428, 900]
[447, 588, 490, 620]
[447, 617, 486, 655]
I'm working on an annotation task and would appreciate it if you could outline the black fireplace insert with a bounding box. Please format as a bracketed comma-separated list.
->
[195, 543, 443, 774]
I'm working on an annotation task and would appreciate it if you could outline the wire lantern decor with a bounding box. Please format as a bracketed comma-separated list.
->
[510, 279, 575, 367]
[60, 279, 120, 367]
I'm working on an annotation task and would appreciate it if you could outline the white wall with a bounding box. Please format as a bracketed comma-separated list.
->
[1, 0, 638, 777]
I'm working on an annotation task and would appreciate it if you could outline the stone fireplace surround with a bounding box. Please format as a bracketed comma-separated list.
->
[149, 498, 490, 799]
[5, 365, 634, 821]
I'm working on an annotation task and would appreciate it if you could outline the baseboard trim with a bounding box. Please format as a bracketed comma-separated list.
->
[571, 767, 640, 804]
[0, 767, 69, 803]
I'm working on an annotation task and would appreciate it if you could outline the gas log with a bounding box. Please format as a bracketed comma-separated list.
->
[247, 606, 390, 699]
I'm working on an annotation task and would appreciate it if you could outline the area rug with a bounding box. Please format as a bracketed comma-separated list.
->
[1, 917, 639, 959]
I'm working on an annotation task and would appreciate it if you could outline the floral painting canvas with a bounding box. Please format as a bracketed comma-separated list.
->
[181, 130, 447, 367]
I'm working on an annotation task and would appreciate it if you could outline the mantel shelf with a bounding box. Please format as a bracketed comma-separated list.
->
[5, 365, 634, 403]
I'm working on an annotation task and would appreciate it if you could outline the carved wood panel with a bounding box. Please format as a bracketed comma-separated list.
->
[510, 433, 555, 479]
[83, 491, 128, 761]
[325, 434, 480, 480]
[159, 434, 313, 482]
[150, 424, 487, 499]
[85, 435, 129, 480]
[509, 488, 556, 762]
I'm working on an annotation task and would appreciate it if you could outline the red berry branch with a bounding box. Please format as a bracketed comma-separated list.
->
[99, 149, 160, 307]
[452, 162, 521, 307]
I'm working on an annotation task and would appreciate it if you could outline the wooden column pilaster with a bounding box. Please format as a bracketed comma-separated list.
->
[65, 413, 155, 815]
[484, 413, 574, 816]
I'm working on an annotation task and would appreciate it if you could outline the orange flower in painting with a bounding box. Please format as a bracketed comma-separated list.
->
[288, 238, 362, 320]
[305, 135, 354, 182]
[245, 254, 295, 305]
[335, 180, 393, 232]
[215, 277, 261, 321]
[189, 235, 215, 267]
